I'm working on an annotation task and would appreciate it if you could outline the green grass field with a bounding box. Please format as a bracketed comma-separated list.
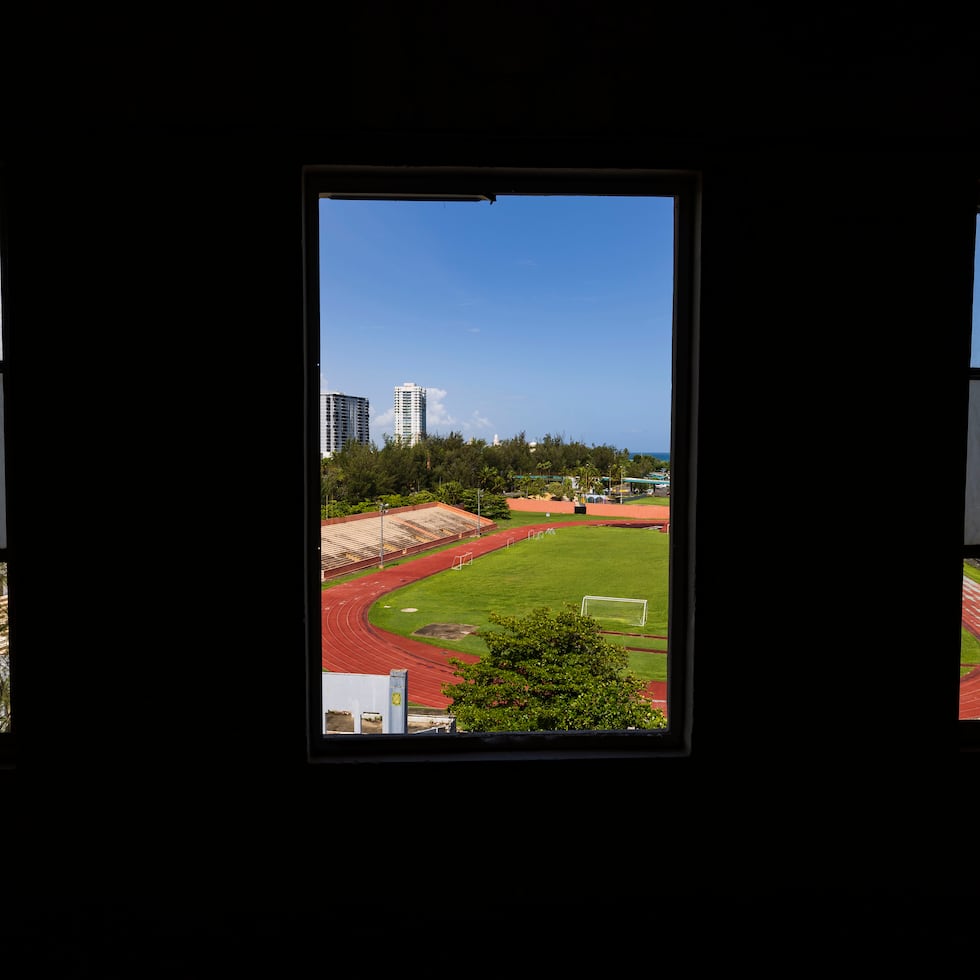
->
[368, 521, 670, 683]
[319, 508, 636, 588]
[963, 561, 980, 677]
[326, 508, 980, 685]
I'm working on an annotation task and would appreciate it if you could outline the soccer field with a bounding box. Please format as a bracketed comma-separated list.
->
[369, 523, 670, 682]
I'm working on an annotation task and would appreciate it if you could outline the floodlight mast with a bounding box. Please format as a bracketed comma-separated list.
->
[379, 501, 388, 569]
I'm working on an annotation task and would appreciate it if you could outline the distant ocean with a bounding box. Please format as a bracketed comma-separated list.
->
[633, 450, 670, 462]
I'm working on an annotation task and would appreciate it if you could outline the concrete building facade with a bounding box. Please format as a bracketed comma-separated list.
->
[320, 392, 370, 457]
[393, 381, 426, 446]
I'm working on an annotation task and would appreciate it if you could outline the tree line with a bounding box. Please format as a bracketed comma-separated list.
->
[320, 430, 669, 519]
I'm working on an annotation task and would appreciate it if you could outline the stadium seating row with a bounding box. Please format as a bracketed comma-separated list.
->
[319, 502, 492, 576]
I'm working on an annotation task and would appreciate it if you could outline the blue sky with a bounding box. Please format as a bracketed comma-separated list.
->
[318, 195, 675, 452]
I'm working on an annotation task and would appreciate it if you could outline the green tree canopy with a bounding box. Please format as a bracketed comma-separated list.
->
[443, 606, 665, 732]
[458, 489, 511, 521]
[321, 431, 662, 507]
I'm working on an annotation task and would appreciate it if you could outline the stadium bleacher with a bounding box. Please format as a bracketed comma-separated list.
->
[320, 502, 494, 577]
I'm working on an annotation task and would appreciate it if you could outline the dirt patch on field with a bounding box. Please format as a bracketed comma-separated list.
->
[413, 623, 478, 640]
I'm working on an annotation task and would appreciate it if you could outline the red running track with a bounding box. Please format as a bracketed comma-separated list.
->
[321, 518, 980, 720]
[321, 519, 668, 713]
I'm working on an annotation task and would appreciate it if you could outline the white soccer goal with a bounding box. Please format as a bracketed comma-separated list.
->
[580, 595, 648, 627]
[451, 552, 473, 570]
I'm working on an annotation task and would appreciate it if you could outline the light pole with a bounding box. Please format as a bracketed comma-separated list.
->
[379, 501, 388, 569]
[620, 467, 625, 504]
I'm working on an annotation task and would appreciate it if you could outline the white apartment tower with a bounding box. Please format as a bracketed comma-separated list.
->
[320, 392, 370, 457]
[393, 382, 426, 446]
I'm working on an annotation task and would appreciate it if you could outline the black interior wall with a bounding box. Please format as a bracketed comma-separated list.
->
[2, 6, 979, 963]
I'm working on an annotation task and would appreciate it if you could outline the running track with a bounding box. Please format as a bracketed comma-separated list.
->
[321, 520, 980, 720]
[321, 519, 669, 713]
[960, 575, 980, 720]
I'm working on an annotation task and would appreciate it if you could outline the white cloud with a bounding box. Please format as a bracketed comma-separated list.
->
[425, 387, 456, 429]
[466, 410, 493, 432]
[369, 387, 493, 440]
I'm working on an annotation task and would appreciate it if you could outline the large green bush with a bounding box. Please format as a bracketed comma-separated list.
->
[443, 606, 666, 732]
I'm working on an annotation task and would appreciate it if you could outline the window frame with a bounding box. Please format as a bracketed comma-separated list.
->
[303, 165, 700, 763]
[960, 199, 980, 749]
[0, 157, 10, 764]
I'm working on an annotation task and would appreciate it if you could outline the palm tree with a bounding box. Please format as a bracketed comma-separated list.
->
[575, 462, 600, 502]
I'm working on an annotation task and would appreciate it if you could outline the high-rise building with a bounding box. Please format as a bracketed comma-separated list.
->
[393, 381, 426, 446]
[320, 392, 370, 457]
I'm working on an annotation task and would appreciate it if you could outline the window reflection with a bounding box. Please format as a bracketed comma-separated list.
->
[0, 562, 8, 732]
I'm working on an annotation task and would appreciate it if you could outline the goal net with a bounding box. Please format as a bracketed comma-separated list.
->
[580, 595, 648, 627]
